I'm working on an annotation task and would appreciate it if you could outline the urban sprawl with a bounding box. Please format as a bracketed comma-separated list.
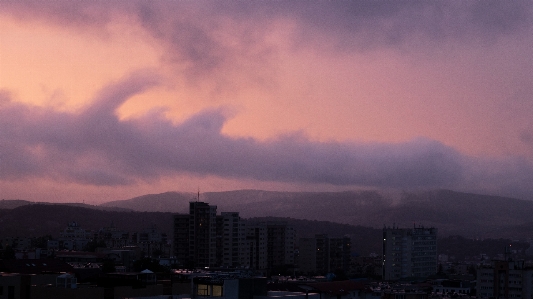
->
[0, 201, 529, 299]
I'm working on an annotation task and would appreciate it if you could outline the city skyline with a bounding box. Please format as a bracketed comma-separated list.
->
[2, 1, 533, 203]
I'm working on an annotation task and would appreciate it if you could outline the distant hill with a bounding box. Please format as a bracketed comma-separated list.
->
[0, 204, 381, 254]
[0, 198, 132, 212]
[0, 204, 174, 238]
[0, 203, 529, 258]
[100, 189, 533, 239]
[0, 199, 33, 209]
[100, 192, 193, 213]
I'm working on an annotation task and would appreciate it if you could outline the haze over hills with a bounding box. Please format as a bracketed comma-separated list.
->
[101, 192, 193, 213]
[100, 189, 533, 238]
[0, 199, 132, 212]
[2, 190, 533, 256]
[3, 189, 533, 240]
[0, 199, 33, 210]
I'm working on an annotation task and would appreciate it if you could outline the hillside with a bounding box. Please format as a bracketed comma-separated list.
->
[99, 189, 533, 238]
[0, 199, 33, 209]
[100, 192, 193, 213]
[0, 203, 529, 258]
[0, 204, 174, 238]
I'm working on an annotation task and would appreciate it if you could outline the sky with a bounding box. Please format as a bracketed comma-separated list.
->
[1, 1, 533, 204]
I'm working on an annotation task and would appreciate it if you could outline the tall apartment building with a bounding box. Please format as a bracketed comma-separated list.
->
[477, 259, 533, 299]
[173, 214, 190, 266]
[243, 223, 267, 271]
[173, 202, 295, 271]
[189, 201, 217, 268]
[216, 212, 246, 267]
[382, 225, 437, 280]
[298, 234, 351, 275]
[173, 201, 218, 268]
[266, 222, 295, 270]
[240, 221, 295, 273]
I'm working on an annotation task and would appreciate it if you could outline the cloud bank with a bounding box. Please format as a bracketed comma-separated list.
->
[1, 72, 533, 199]
[2, 1, 533, 200]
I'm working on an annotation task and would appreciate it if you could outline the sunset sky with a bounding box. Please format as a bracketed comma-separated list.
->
[1, 1, 533, 204]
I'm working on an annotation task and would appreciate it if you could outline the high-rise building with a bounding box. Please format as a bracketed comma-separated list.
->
[243, 223, 267, 270]
[298, 234, 351, 275]
[242, 221, 295, 273]
[173, 214, 190, 266]
[173, 201, 217, 268]
[173, 202, 295, 271]
[216, 212, 245, 267]
[189, 201, 217, 268]
[382, 225, 437, 280]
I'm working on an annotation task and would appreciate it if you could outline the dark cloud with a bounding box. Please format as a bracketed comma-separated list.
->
[2, 73, 533, 199]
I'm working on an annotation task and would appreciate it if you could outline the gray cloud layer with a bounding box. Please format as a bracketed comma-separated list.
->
[2, 1, 533, 199]
[1, 73, 533, 199]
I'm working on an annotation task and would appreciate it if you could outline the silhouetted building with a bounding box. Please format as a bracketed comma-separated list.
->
[173, 202, 294, 271]
[189, 201, 217, 268]
[216, 212, 245, 268]
[382, 225, 437, 280]
[298, 234, 351, 275]
[174, 201, 242, 268]
[131, 225, 168, 257]
[173, 214, 190, 265]
[243, 221, 295, 273]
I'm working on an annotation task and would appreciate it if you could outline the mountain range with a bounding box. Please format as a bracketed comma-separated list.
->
[99, 189, 533, 239]
[2, 189, 533, 242]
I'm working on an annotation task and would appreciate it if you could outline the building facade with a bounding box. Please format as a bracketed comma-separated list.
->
[298, 234, 351, 275]
[477, 259, 533, 299]
[173, 202, 295, 271]
[382, 225, 437, 280]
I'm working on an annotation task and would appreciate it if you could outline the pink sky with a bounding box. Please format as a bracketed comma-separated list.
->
[1, 1, 533, 203]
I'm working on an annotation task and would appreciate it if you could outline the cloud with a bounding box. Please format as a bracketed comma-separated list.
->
[3, 1, 532, 78]
[1, 72, 533, 199]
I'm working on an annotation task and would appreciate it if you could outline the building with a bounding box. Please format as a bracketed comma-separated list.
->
[173, 201, 295, 271]
[188, 201, 217, 268]
[58, 221, 92, 251]
[243, 222, 268, 271]
[298, 234, 352, 275]
[173, 214, 190, 266]
[477, 259, 533, 299]
[131, 225, 168, 257]
[173, 201, 224, 268]
[95, 223, 130, 249]
[382, 225, 437, 280]
[242, 221, 295, 273]
[216, 212, 245, 268]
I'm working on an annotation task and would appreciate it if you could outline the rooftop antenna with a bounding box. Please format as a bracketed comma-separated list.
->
[197, 187, 200, 202]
